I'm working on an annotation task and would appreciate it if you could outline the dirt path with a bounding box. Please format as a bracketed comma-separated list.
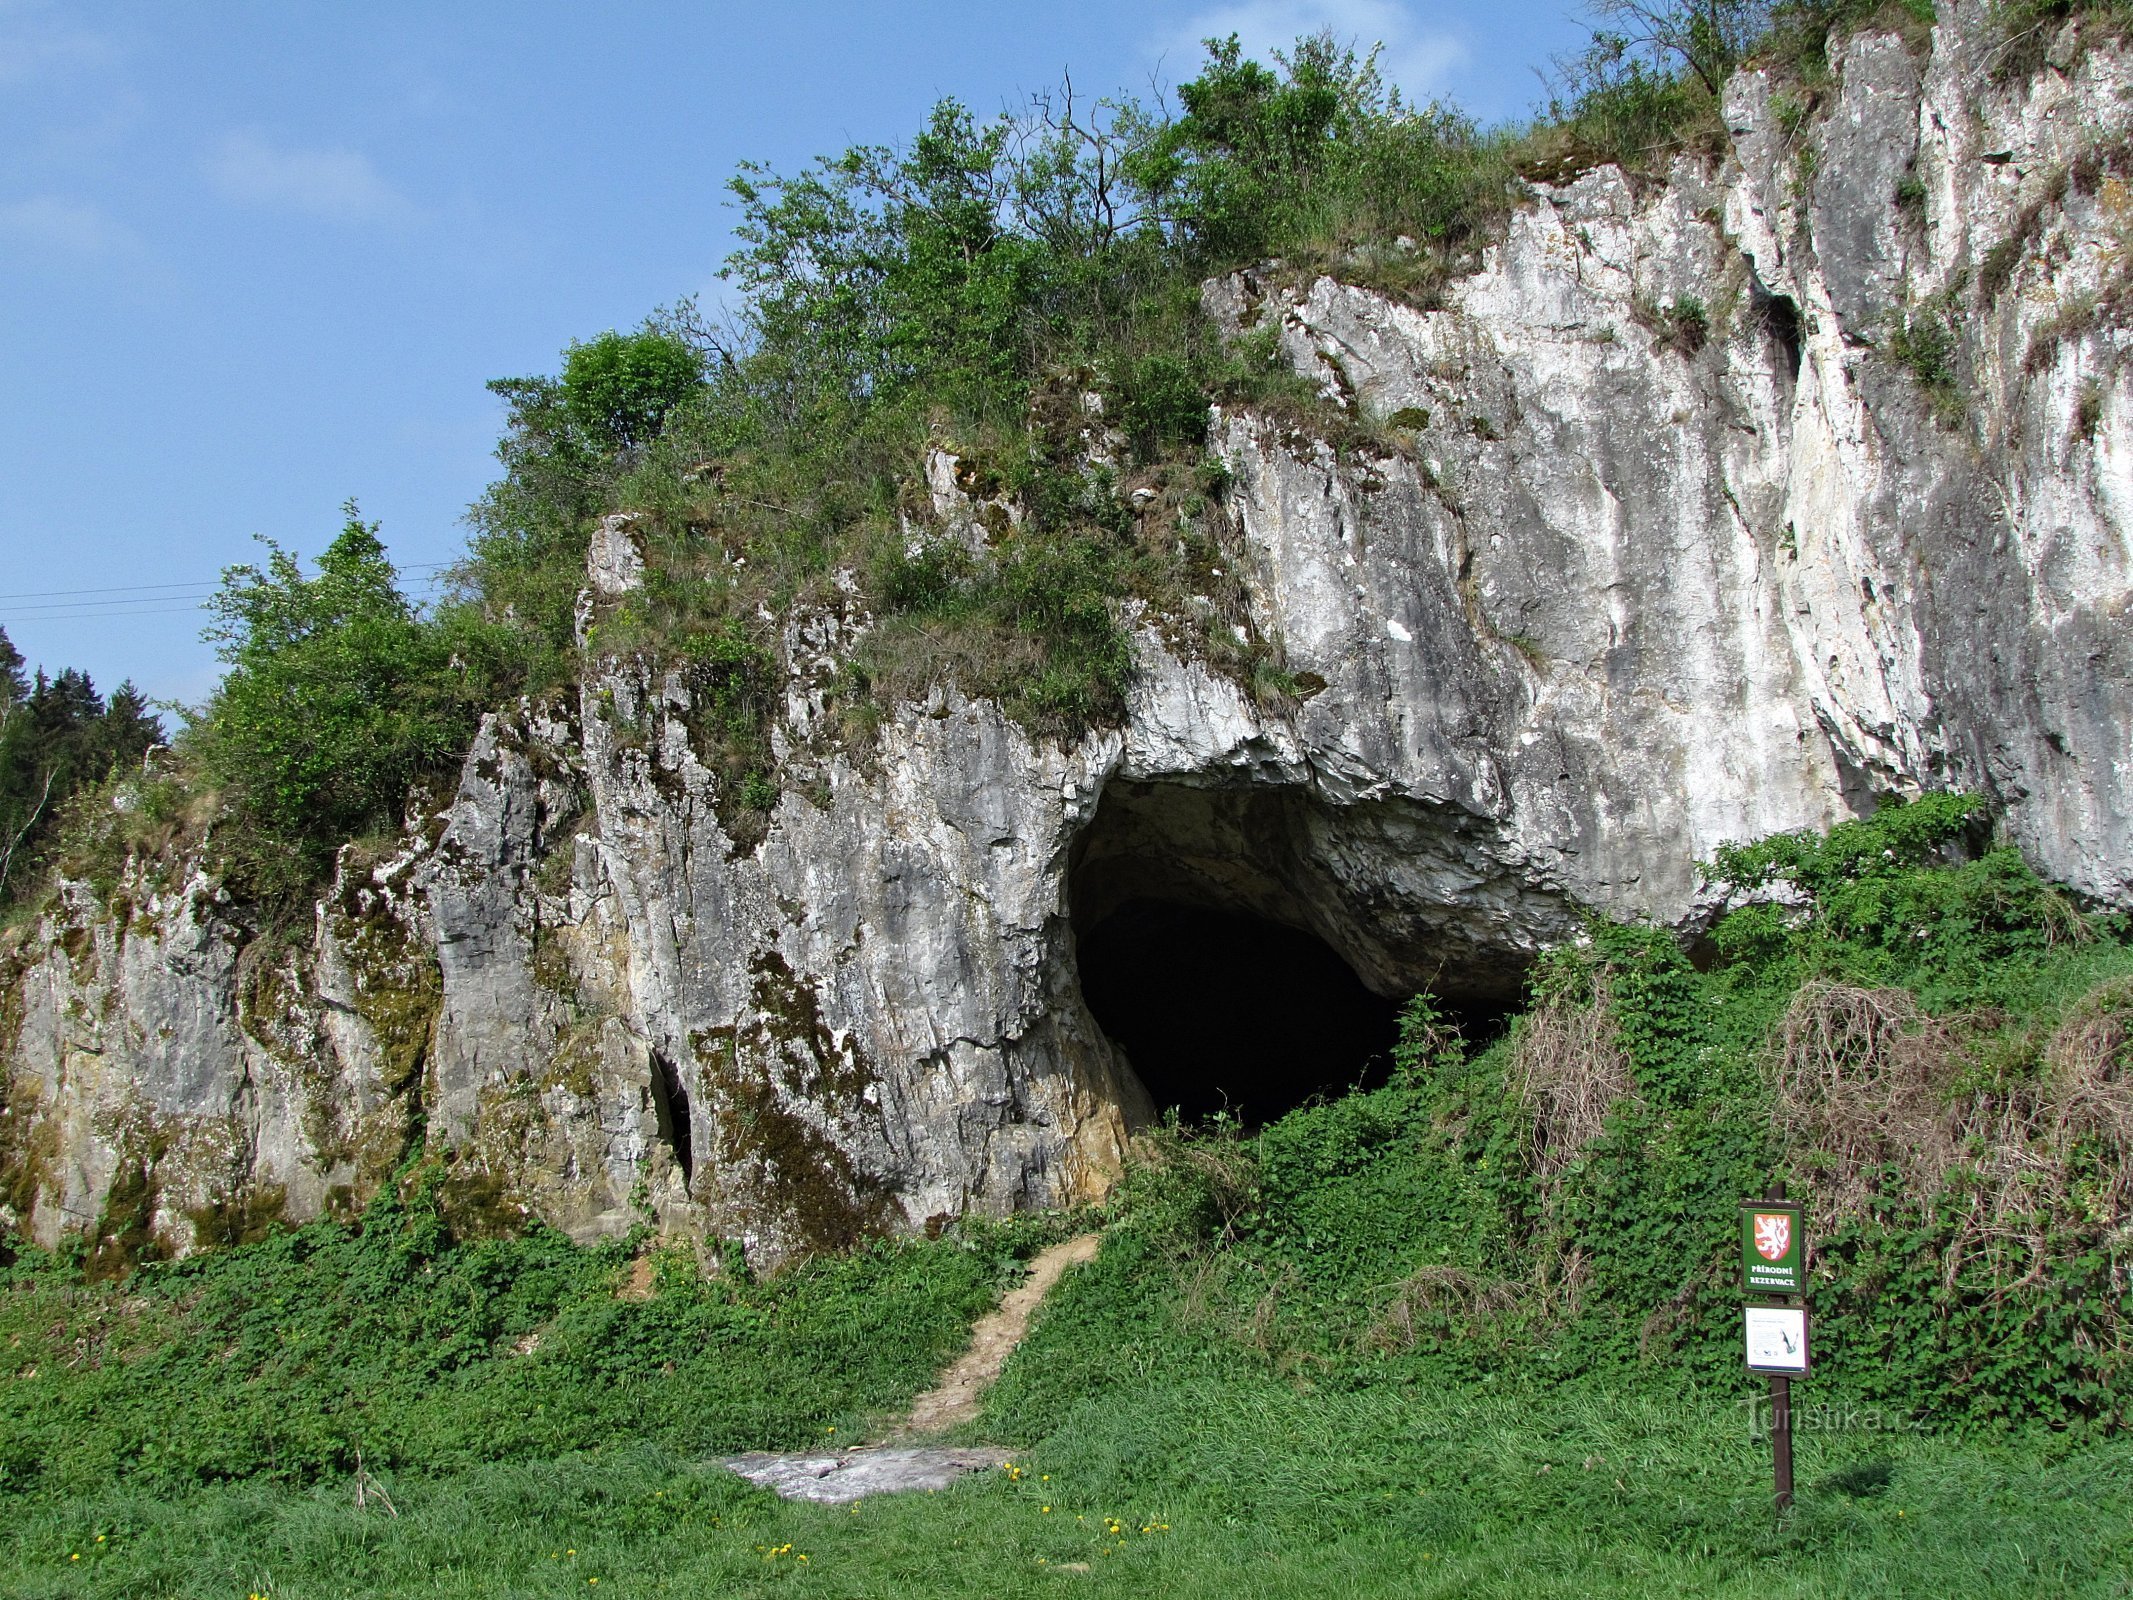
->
[890, 1231, 1100, 1439]
[721, 1230, 1100, 1501]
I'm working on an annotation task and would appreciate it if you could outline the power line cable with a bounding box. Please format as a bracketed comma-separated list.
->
[1, 572, 455, 626]
[2, 593, 220, 615]
[0, 607, 218, 623]
[0, 581, 213, 600]
[0, 561, 453, 603]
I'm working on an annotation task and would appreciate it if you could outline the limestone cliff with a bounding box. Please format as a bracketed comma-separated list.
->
[4, 4, 2129, 1264]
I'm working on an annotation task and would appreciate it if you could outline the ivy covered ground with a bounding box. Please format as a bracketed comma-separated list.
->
[3, 799, 2130, 1596]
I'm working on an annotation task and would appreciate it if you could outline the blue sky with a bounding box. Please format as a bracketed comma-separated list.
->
[0, 0, 1590, 706]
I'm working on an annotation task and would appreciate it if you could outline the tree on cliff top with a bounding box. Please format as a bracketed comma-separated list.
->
[0, 626, 163, 909]
[196, 506, 481, 907]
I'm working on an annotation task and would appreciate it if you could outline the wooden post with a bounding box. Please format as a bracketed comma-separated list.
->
[1770, 1373, 1794, 1512]
[1768, 1180, 1794, 1514]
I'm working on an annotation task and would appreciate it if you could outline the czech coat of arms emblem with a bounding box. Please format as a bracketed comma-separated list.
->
[1753, 1211, 1792, 1262]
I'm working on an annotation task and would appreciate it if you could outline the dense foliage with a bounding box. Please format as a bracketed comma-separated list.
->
[448, 36, 1514, 748]
[0, 628, 162, 916]
[0, 1167, 1048, 1501]
[995, 798, 2132, 1441]
[191, 508, 501, 910]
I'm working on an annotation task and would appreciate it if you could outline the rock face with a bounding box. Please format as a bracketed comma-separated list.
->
[4, 4, 2129, 1263]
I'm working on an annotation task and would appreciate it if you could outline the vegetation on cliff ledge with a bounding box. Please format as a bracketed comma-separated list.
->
[15, 0, 2046, 917]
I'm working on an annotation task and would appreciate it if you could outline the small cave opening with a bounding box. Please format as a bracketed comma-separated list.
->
[1068, 780, 1523, 1131]
[649, 1048, 695, 1186]
[1078, 899, 1403, 1126]
[1753, 287, 1804, 382]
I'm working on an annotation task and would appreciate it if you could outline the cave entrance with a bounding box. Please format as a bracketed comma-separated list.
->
[1078, 899, 1401, 1126]
[1068, 780, 1522, 1131]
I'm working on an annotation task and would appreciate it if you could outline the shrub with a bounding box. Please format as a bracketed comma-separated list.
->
[0, 1170, 1031, 1499]
[195, 506, 485, 909]
[559, 330, 704, 454]
[1887, 304, 1967, 425]
[1636, 293, 1711, 355]
[1115, 353, 1209, 462]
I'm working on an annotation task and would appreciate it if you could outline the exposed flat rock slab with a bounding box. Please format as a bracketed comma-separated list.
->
[720, 1446, 1013, 1504]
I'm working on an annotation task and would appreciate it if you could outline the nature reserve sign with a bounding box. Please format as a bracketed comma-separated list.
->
[1740, 1200, 1805, 1294]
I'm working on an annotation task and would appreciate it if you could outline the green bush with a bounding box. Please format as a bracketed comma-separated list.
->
[194, 507, 489, 908]
[559, 329, 704, 454]
[1887, 305, 1967, 425]
[1115, 354, 1210, 462]
[0, 1167, 1038, 1500]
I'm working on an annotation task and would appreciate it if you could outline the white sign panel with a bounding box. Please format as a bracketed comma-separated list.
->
[1744, 1305, 1809, 1376]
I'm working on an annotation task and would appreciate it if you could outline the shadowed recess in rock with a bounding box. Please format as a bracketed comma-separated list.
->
[1076, 899, 1403, 1127]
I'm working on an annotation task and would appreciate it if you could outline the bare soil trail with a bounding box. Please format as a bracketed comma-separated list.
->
[890, 1231, 1101, 1438]
[721, 1231, 1102, 1503]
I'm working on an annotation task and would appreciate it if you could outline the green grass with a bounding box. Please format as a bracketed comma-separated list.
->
[3, 1381, 2127, 1597]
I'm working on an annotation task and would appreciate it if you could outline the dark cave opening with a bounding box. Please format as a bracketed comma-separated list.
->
[1755, 288, 1803, 381]
[649, 1049, 695, 1186]
[1077, 899, 1404, 1127]
[1066, 779, 1525, 1131]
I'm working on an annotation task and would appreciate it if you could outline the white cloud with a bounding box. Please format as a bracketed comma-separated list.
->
[0, 194, 135, 257]
[205, 131, 411, 225]
[1158, 0, 1467, 101]
[0, 0, 115, 89]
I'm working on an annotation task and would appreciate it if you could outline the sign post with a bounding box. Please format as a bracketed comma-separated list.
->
[1741, 1184, 1807, 1514]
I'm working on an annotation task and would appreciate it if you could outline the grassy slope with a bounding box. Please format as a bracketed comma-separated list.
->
[0, 1204, 1047, 1503]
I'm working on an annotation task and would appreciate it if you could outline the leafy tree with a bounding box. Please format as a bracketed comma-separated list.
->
[198, 506, 475, 904]
[726, 99, 1051, 412]
[1584, 0, 1771, 93]
[558, 329, 705, 454]
[1129, 34, 1364, 259]
[457, 329, 706, 684]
